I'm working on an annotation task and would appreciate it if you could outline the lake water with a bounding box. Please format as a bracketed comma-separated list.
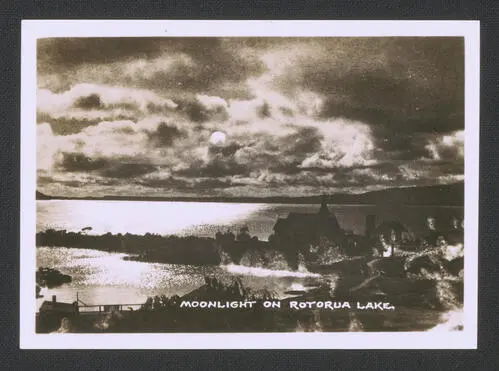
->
[36, 200, 463, 316]
[37, 200, 463, 241]
[36, 247, 323, 310]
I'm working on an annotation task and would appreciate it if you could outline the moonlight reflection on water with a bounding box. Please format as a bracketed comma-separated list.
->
[36, 247, 325, 309]
[35, 201, 464, 332]
[37, 200, 464, 241]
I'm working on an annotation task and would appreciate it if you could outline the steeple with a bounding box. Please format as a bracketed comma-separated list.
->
[318, 194, 342, 235]
[318, 195, 330, 217]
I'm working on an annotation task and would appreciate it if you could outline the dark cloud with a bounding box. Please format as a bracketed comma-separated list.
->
[208, 143, 241, 157]
[37, 113, 101, 135]
[274, 37, 464, 147]
[100, 163, 157, 179]
[281, 127, 323, 157]
[57, 152, 108, 172]
[37, 38, 168, 73]
[56, 152, 156, 178]
[38, 38, 267, 98]
[177, 98, 228, 123]
[147, 122, 185, 147]
[257, 101, 271, 119]
[372, 130, 433, 160]
[176, 159, 249, 178]
[73, 93, 102, 109]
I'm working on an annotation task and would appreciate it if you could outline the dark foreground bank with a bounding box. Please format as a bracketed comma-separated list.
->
[36, 256, 463, 333]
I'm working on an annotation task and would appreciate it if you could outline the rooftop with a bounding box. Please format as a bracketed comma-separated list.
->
[39, 300, 77, 313]
[273, 204, 342, 232]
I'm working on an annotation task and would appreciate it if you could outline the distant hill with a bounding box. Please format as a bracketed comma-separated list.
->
[324, 182, 464, 206]
[36, 182, 464, 205]
[36, 191, 53, 200]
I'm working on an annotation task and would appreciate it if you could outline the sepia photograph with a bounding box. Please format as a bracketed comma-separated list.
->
[20, 20, 479, 349]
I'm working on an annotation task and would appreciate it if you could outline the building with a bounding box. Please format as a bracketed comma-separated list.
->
[37, 295, 79, 332]
[272, 197, 344, 247]
[39, 295, 79, 315]
[365, 214, 376, 238]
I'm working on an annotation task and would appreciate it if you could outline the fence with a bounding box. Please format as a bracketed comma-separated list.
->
[77, 303, 144, 313]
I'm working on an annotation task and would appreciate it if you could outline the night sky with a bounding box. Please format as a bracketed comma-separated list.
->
[36, 37, 464, 198]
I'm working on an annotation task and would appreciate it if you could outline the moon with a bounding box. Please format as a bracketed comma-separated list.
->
[209, 131, 227, 145]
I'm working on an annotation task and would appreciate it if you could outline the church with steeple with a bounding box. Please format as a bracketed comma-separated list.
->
[272, 196, 344, 247]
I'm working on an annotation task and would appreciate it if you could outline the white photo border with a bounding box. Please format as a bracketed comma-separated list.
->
[20, 20, 480, 349]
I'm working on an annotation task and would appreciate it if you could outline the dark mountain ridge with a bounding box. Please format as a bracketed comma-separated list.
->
[36, 182, 464, 205]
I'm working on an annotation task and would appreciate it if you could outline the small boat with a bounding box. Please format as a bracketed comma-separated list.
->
[284, 290, 308, 295]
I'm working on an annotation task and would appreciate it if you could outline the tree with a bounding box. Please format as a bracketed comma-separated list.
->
[215, 231, 223, 243]
[236, 226, 251, 242]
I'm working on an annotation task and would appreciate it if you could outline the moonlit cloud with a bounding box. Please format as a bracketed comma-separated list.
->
[36, 37, 464, 197]
[425, 130, 465, 161]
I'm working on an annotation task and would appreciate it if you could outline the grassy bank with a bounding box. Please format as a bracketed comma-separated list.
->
[37, 273, 463, 333]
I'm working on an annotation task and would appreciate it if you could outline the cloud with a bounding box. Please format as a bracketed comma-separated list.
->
[298, 119, 376, 169]
[37, 38, 168, 72]
[268, 38, 463, 121]
[38, 119, 150, 173]
[57, 152, 108, 172]
[37, 83, 178, 134]
[101, 162, 157, 179]
[424, 130, 464, 161]
[177, 94, 229, 123]
[146, 122, 186, 147]
[255, 37, 464, 159]
[73, 93, 102, 109]
[36, 37, 465, 197]
[172, 123, 364, 179]
[37, 123, 59, 172]
[55, 151, 157, 178]
[38, 38, 267, 99]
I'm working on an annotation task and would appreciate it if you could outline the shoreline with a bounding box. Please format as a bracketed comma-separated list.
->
[36, 199, 465, 208]
[35, 182, 464, 206]
[36, 230, 224, 266]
